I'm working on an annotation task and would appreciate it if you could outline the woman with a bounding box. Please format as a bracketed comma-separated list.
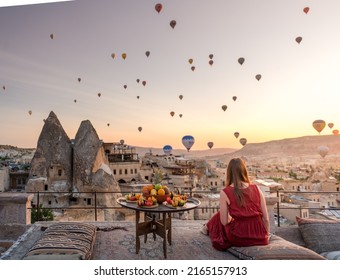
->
[202, 158, 270, 251]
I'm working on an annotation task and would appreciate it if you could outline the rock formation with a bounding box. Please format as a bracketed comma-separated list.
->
[26, 111, 72, 205]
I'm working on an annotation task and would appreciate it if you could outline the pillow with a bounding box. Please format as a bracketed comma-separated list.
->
[228, 235, 325, 260]
[320, 251, 340, 260]
[296, 217, 340, 254]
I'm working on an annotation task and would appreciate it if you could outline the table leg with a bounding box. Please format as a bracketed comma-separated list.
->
[167, 212, 172, 245]
[136, 211, 140, 254]
[162, 212, 167, 259]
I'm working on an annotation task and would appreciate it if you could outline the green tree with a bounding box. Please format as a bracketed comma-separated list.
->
[31, 204, 53, 224]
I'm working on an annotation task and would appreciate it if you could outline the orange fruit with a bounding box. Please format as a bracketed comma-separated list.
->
[158, 188, 165, 195]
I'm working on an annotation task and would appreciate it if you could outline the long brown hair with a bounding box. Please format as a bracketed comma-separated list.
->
[226, 158, 251, 207]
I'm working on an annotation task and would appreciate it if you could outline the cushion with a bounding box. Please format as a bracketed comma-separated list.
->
[23, 222, 97, 260]
[227, 235, 325, 260]
[296, 217, 340, 254]
[320, 251, 340, 260]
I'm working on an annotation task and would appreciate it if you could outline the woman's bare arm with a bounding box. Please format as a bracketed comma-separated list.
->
[219, 190, 232, 226]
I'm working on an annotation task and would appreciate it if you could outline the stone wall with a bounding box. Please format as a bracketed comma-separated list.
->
[0, 193, 34, 225]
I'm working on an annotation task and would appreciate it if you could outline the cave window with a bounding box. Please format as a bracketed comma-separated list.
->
[44, 184, 48, 191]
[58, 169, 62, 176]
[87, 198, 91, 205]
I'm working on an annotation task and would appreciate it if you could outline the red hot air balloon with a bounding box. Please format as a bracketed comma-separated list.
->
[170, 111, 175, 117]
[155, 3, 162, 13]
[333, 129, 339, 135]
[303, 7, 309, 14]
[295, 37, 302, 44]
[170, 20, 176, 29]
[238, 57, 245, 65]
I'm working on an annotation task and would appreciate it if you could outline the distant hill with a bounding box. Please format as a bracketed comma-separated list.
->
[134, 147, 237, 158]
[210, 135, 340, 164]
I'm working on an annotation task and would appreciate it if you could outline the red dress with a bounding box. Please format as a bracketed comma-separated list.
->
[206, 184, 268, 251]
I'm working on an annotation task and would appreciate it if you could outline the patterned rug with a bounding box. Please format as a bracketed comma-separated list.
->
[92, 221, 238, 260]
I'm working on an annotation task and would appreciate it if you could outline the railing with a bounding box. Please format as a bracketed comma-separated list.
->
[26, 189, 340, 225]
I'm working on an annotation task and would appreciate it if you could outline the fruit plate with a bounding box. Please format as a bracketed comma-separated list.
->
[125, 199, 137, 203]
[139, 204, 158, 209]
[164, 202, 186, 209]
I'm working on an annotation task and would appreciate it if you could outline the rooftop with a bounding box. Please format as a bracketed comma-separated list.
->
[1, 220, 238, 260]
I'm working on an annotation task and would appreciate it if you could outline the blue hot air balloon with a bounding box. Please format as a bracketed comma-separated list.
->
[163, 145, 173, 155]
[182, 135, 195, 151]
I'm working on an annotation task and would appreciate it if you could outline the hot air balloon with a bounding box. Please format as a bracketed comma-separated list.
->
[145, 51, 150, 57]
[2, 86, 5, 90]
[137, 96, 140, 99]
[238, 57, 245, 65]
[142, 81, 146, 86]
[179, 114, 183, 118]
[170, 111, 175, 117]
[255, 74, 262, 81]
[221, 105, 227, 111]
[120, 139, 125, 145]
[28, 110, 32, 115]
[207, 142, 214, 149]
[182, 135, 195, 151]
[170, 20, 176, 29]
[295, 37, 302, 44]
[234, 132, 240, 138]
[191, 66, 195, 71]
[107, 123, 110, 127]
[74, 99, 77, 103]
[98, 93, 101, 97]
[209, 60, 214, 66]
[136, 78, 140, 83]
[239, 138, 247, 146]
[138, 126, 142, 132]
[333, 129, 339, 135]
[122, 53, 127, 60]
[188, 58, 193, 64]
[50, 33, 54, 39]
[328, 123, 334, 129]
[303, 7, 309, 14]
[179, 95, 183, 100]
[78, 78, 81, 82]
[124, 85, 127, 89]
[111, 53, 115, 59]
[163, 145, 172, 155]
[209, 54, 214, 59]
[232, 96, 237, 101]
[318, 146, 329, 158]
[155, 3, 162, 13]
[312, 120, 326, 134]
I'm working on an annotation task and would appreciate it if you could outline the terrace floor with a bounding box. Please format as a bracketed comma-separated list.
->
[1, 220, 240, 260]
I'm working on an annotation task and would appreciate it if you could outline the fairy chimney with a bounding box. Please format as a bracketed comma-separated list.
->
[26, 111, 73, 203]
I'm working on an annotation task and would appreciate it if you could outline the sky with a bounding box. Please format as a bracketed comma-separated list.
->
[1, 0, 340, 150]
